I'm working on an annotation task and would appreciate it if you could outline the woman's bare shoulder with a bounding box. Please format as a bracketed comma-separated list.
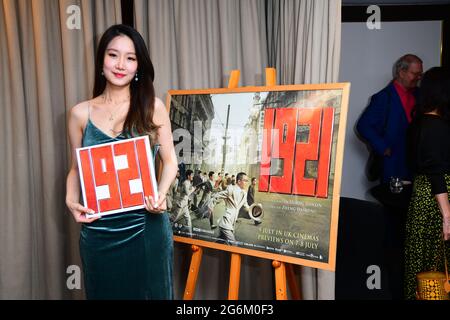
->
[154, 97, 167, 112]
[69, 98, 96, 125]
[153, 97, 170, 124]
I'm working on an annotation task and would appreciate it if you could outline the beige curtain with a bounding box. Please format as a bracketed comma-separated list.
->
[134, 0, 273, 300]
[266, 0, 341, 300]
[134, 0, 341, 300]
[267, 0, 341, 85]
[0, 0, 121, 299]
[134, 0, 268, 99]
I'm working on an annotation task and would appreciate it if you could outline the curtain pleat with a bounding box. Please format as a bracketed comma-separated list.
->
[0, 0, 121, 299]
[1, 0, 33, 299]
[267, 0, 341, 85]
[135, 0, 269, 100]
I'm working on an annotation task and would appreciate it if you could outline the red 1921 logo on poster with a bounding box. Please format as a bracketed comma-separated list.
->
[259, 107, 334, 198]
[76, 136, 158, 217]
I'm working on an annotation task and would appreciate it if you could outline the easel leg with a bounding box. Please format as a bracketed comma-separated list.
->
[228, 70, 240, 88]
[225, 70, 242, 301]
[272, 261, 287, 300]
[265, 67, 277, 86]
[228, 253, 241, 300]
[183, 245, 203, 300]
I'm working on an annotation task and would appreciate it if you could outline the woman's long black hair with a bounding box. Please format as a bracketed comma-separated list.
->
[93, 24, 159, 136]
[414, 66, 450, 121]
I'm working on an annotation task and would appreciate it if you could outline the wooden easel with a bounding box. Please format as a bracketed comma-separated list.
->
[183, 68, 302, 300]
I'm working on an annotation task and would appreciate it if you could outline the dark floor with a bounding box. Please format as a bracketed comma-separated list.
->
[335, 197, 406, 300]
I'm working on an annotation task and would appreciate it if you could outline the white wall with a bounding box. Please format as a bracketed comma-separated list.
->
[339, 21, 442, 201]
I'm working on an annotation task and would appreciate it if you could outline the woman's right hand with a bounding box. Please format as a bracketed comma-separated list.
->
[66, 201, 100, 223]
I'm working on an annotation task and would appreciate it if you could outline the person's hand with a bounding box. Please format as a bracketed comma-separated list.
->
[443, 215, 450, 241]
[383, 147, 392, 157]
[144, 194, 167, 214]
[66, 201, 100, 223]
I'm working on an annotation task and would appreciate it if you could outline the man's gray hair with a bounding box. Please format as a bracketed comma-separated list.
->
[393, 54, 423, 79]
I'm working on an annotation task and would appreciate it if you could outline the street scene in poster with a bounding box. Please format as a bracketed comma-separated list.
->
[166, 88, 344, 265]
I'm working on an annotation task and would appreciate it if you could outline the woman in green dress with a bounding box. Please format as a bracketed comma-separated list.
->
[404, 67, 450, 299]
[65, 24, 178, 299]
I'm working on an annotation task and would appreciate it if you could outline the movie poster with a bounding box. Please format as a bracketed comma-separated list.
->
[166, 84, 349, 270]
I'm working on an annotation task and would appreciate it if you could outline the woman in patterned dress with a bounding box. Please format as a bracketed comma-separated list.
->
[404, 66, 450, 299]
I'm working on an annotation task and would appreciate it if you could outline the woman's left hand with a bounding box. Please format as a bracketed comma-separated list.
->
[443, 215, 450, 241]
[144, 194, 167, 214]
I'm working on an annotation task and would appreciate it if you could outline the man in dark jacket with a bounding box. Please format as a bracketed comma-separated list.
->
[247, 177, 256, 206]
[357, 53, 422, 184]
[356, 54, 423, 300]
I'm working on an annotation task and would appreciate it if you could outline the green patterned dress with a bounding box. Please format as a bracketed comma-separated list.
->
[404, 114, 450, 299]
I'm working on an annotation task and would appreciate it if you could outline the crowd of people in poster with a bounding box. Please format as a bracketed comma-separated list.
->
[168, 168, 262, 244]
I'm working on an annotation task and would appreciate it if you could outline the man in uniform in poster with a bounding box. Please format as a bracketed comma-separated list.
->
[213, 172, 263, 244]
[192, 170, 203, 207]
[171, 169, 196, 235]
[247, 177, 257, 206]
[197, 171, 218, 229]
[166, 170, 180, 212]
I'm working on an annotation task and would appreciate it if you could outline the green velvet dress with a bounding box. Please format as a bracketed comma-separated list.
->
[79, 119, 173, 299]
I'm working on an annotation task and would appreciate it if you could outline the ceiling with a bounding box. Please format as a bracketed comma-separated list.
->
[343, 0, 450, 5]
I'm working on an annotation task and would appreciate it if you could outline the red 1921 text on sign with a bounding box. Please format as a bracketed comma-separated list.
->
[77, 137, 157, 215]
[259, 107, 334, 198]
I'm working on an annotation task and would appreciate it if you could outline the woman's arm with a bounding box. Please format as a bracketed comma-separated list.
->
[65, 103, 99, 223]
[435, 193, 450, 240]
[145, 98, 178, 213]
[419, 119, 450, 240]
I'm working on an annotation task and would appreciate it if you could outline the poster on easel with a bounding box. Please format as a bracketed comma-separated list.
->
[166, 83, 350, 271]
